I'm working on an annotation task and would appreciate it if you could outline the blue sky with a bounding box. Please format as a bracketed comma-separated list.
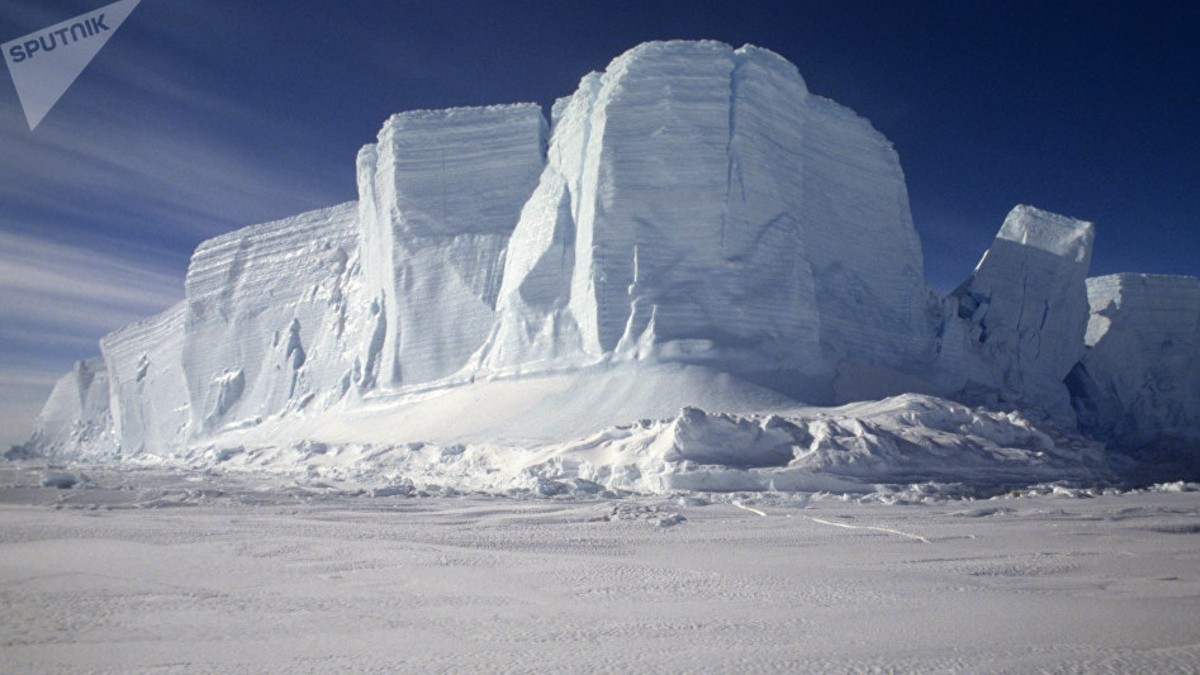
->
[1, 0, 1197, 447]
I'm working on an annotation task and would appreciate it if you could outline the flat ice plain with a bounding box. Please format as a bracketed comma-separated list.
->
[2, 463, 1198, 673]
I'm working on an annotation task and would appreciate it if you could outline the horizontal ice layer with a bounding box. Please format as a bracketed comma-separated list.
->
[358, 104, 546, 387]
[366, 104, 548, 239]
[100, 302, 189, 453]
[29, 357, 113, 456]
[943, 205, 1094, 422]
[183, 202, 363, 435]
[484, 41, 932, 401]
[1067, 274, 1200, 458]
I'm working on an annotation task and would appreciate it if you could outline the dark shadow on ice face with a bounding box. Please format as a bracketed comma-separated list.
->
[1068, 363, 1200, 485]
[1066, 275, 1200, 486]
[4, 444, 37, 461]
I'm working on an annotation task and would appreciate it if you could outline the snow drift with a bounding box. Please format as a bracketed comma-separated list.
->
[24, 41, 1200, 492]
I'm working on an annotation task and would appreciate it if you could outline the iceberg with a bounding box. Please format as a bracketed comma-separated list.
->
[481, 42, 933, 402]
[1067, 274, 1200, 477]
[22, 41, 1199, 492]
[29, 357, 113, 456]
[941, 205, 1094, 424]
[357, 104, 546, 389]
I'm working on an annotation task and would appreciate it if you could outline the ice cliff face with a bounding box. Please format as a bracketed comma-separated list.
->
[1067, 275, 1200, 455]
[182, 202, 363, 435]
[482, 42, 932, 401]
[357, 105, 546, 389]
[25, 40, 1199, 472]
[941, 205, 1095, 424]
[29, 357, 113, 455]
[101, 302, 188, 453]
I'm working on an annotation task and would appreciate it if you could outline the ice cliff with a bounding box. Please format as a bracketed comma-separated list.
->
[481, 42, 932, 401]
[182, 203, 363, 435]
[24, 41, 1199, 490]
[358, 104, 546, 389]
[28, 357, 112, 455]
[940, 205, 1095, 424]
[1066, 275, 1200, 477]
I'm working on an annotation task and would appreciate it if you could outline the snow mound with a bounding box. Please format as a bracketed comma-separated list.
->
[522, 393, 1110, 494]
[207, 363, 799, 448]
[171, 382, 1109, 496]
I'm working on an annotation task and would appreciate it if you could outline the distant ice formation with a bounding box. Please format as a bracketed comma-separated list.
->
[940, 205, 1095, 424]
[29, 357, 112, 453]
[1066, 274, 1200, 478]
[25, 41, 1199, 492]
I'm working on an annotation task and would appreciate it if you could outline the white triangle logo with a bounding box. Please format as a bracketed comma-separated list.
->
[2, 0, 143, 131]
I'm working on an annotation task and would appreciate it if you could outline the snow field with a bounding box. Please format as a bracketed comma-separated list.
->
[2, 465, 1199, 673]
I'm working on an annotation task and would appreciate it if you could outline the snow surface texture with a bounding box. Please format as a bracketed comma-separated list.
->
[24, 40, 1200, 492]
[4, 467, 1200, 673]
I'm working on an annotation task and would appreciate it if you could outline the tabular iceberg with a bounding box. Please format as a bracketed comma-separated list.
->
[23, 40, 1200, 492]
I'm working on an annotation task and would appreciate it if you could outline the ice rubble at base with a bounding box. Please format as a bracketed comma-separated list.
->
[26, 41, 1200, 494]
[162, 386, 1110, 497]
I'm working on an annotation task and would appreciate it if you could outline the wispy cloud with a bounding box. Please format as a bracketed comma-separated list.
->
[0, 229, 183, 446]
[0, 229, 182, 332]
[0, 1, 353, 244]
[0, 1, 362, 441]
[0, 75, 347, 244]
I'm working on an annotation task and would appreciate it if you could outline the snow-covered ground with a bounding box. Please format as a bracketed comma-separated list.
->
[2, 463, 1198, 673]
